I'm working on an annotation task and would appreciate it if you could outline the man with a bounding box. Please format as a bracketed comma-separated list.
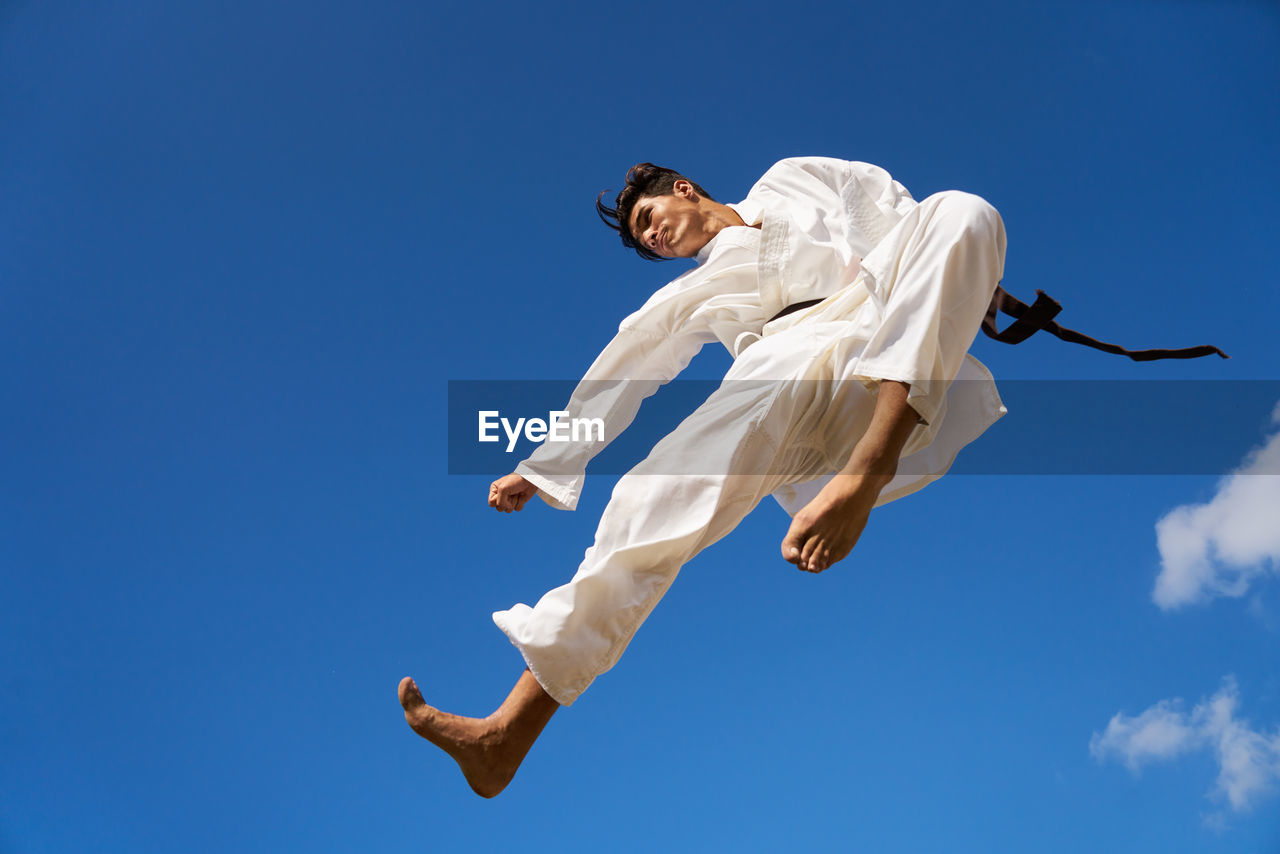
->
[400, 156, 1010, 797]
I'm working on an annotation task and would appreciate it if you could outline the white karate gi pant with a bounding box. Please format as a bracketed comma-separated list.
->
[494, 191, 1007, 705]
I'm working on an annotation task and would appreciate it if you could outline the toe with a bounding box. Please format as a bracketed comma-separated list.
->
[398, 676, 425, 710]
[800, 536, 820, 572]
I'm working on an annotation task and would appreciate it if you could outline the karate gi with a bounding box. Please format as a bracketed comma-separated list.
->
[493, 157, 1008, 705]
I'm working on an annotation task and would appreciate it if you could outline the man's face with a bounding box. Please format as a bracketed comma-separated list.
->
[627, 180, 710, 259]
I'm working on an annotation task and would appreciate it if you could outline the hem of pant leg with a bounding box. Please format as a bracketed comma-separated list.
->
[961, 354, 1008, 420]
[491, 610, 582, 707]
[846, 360, 938, 425]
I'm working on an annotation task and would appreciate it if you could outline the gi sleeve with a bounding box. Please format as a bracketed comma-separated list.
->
[514, 311, 716, 511]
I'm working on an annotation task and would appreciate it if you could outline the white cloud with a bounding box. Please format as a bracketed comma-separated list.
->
[1089, 699, 1198, 772]
[1152, 401, 1280, 610]
[1091, 677, 1280, 813]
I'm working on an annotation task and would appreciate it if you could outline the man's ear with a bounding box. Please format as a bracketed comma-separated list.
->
[673, 179, 697, 200]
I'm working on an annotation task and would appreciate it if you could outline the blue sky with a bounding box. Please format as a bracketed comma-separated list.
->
[3, 1, 1279, 851]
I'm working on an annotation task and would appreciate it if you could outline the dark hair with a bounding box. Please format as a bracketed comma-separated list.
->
[596, 163, 714, 261]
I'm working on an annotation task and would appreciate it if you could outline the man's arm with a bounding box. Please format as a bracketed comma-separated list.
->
[779, 379, 918, 573]
[485, 283, 721, 514]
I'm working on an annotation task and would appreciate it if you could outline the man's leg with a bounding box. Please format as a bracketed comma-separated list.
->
[400, 464, 776, 797]
[783, 191, 1006, 572]
[397, 669, 557, 799]
[401, 361, 832, 796]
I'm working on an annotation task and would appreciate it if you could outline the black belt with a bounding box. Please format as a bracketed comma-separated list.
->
[767, 298, 824, 324]
[981, 285, 1228, 361]
[767, 289, 1227, 362]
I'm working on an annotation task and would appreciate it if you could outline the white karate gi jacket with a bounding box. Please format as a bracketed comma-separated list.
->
[514, 156, 1006, 515]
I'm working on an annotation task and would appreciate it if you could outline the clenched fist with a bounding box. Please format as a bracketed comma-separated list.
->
[489, 473, 538, 513]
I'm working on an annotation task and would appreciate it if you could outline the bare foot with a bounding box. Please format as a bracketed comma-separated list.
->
[397, 671, 557, 798]
[779, 472, 888, 573]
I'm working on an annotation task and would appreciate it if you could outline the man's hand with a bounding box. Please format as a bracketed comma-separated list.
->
[489, 473, 538, 513]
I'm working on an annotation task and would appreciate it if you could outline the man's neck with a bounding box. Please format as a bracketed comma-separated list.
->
[702, 200, 757, 239]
